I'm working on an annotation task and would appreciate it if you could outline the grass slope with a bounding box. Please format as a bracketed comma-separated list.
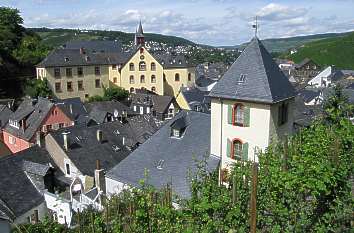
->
[289, 32, 354, 69]
[29, 28, 196, 48]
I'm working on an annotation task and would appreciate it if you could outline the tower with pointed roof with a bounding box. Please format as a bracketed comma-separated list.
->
[209, 36, 296, 171]
[134, 21, 145, 47]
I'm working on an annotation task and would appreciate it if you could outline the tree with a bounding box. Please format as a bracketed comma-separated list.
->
[12, 33, 50, 65]
[323, 84, 353, 124]
[0, 7, 25, 54]
[88, 86, 129, 102]
[24, 78, 53, 98]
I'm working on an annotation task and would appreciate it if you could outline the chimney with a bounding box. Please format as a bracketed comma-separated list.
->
[21, 119, 26, 132]
[36, 131, 41, 147]
[96, 129, 103, 143]
[62, 131, 70, 151]
[94, 159, 106, 194]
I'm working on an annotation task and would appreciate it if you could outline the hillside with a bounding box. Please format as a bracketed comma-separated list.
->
[289, 31, 354, 69]
[225, 31, 353, 53]
[28, 28, 196, 48]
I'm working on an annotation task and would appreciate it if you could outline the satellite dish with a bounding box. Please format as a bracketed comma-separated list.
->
[114, 109, 119, 118]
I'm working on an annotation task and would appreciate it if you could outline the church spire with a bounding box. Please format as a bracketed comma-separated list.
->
[134, 20, 145, 47]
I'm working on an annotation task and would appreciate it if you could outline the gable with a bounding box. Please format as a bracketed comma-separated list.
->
[42, 106, 73, 126]
[121, 47, 163, 71]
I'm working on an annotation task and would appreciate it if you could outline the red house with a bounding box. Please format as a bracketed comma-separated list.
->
[2, 97, 76, 154]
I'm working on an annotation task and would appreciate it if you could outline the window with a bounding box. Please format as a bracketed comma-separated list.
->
[129, 63, 134, 71]
[129, 75, 134, 84]
[232, 140, 243, 160]
[65, 163, 71, 175]
[172, 129, 180, 137]
[112, 64, 117, 70]
[85, 94, 89, 98]
[78, 80, 84, 91]
[59, 123, 64, 128]
[188, 73, 192, 81]
[54, 68, 61, 78]
[175, 73, 180, 82]
[95, 79, 100, 88]
[9, 136, 16, 145]
[113, 77, 117, 83]
[278, 102, 288, 125]
[151, 62, 156, 71]
[55, 82, 61, 92]
[139, 61, 146, 71]
[140, 75, 145, 83]
[239, 74, 246, 83]
[67, 82, 73, 92]
[133, 105, 137, 111]
[66, 68, 72, 77]
[151, 75, 156, 83]
[77, 67, 83, 76]
[233, 104, 244, 126]
[95, 66, 100, 75]
[151, 86, 156, 92]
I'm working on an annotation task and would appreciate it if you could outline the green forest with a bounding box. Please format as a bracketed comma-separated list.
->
[288, 32, 354, 69]
[13, 87, 354, 233]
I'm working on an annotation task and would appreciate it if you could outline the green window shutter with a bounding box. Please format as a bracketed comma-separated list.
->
[242, 142, 249, 161]
[228, 105, 233, 124]
[226, 139, 231, 158]
[244, 106, 250, 127]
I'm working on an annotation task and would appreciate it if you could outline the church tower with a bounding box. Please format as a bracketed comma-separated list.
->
[209, 37, 296, 171]
[134, 21, 145, 47]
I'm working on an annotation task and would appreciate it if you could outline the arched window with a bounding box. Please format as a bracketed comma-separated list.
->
[175, 73, 180, 82]
[151, 62, 156, 71]
[130, 87, 135, 93]
[232, 139, 243, 160]
[151, 86, 156, 92]
[129, 75, 134, 84]
[139, 61, 146, 71]
[129, 63, 134, 71]
[233, 104, 244, 126]
[151, 75, 156, 83]
[188, 73, 192, 81]
[140, 75, 145, 83]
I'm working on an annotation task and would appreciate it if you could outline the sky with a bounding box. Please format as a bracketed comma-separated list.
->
[2, 0, 354, 46]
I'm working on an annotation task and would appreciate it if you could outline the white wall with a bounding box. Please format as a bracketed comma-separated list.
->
[44, 192, 72, 226]
[210, 98, 271, 168]
[105, 177, 129, 198]
[308, 66, 332, 87]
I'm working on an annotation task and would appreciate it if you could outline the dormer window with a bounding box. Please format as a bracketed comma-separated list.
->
[64, 57, 69, 62]
[9, 119, 19, 129]
[239, 74, 246, 83]
[172, 129, 180, 137]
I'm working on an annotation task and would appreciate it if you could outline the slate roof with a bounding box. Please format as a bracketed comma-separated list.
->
[37, 48, 130, 67]
[106, 111, 220, 199]
[0, 146, 59, 220]
[49, 121, 137, 177]
[4, 97, 54, 141]
[293, 96, 323, 128]
[181, 87, 210, 113]
[54, 97, 88, 124]
[152, 52, 193, 68]
[136, 21, 144, 37]
[63, 40, 123, 53]
[126, 114, 159, 144]
[209, 37, 296, 104]
[196, 77, 217, 87]
[298, 89, 321, 103]
[0, 104, 13, 128]
[295, 58, 317, 69]
[85, 101, 134, 123]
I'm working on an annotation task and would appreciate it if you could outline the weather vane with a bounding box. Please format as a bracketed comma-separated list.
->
[252, 16, 259, 37]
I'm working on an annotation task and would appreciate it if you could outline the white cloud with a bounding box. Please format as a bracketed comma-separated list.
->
[257, 3, 308, 21]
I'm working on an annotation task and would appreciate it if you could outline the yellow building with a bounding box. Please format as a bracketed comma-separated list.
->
[37, 22, 196, 100]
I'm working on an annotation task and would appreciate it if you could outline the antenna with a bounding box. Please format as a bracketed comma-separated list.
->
[252, 16, 259, 37]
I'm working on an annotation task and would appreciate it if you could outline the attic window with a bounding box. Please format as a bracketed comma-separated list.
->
[156, 159, 164, 170]
[112, 145, 120, 152]
[85, 56, 90, 62]
[113, 129, 120, 135]
[64, 57, 69, 62]
[178, 60, 182, 65]
[238, 74, 246, 83]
